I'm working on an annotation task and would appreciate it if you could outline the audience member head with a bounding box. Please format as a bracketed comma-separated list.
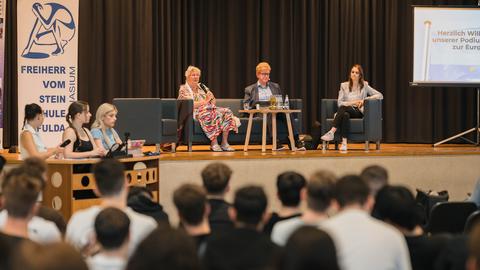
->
[306, 170, 336, 212]
[12, 241, 88, 270]
[374, 185, 419, 231]
[0, 155, 5, 173]
[36, 206, 67, 235]
[468, 223, 480, 270]
[127, 226, 200, 270]
[21, 157, 47, 185]
[231, 185, 268, 228]
[280, 226, 340, 270]
[93, 159, 126, 197]
[128, 186, 154, 201]
[23, 103, 44, 128]
[94, 207, 130, 251]
[276, 171, 306, 207]
[173, 184, 208, 226]
[201, 162, 232, 195]
[334, 175, 371, 210]
[361, 165, 389, 196]
[2, 168, 42, 219]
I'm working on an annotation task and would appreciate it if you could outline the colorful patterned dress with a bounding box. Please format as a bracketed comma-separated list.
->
[178, 84, 238, 141]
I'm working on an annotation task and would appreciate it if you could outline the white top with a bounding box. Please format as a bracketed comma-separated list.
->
[338, 81, 383, 113]
[320, 208, 411, 270]
[20, 123, 47, 159]
[271, 216, 325, 246]
[0, 210, 61, 244]
[87, 254, 126, 270]
[66, 206, 156, 256]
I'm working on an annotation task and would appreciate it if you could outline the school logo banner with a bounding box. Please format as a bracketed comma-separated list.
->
[17, 0, 78, 146]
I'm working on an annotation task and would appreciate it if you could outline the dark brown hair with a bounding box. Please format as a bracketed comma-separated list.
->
[348, 64, 365, 92]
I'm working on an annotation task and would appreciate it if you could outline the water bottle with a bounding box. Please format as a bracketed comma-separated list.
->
[284, 95, 289, 109]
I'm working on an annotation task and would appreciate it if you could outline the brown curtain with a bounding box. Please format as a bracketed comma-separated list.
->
[3, 0, 478, 146]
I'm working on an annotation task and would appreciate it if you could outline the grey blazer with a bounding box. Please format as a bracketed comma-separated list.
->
[244, 82, 282, 107]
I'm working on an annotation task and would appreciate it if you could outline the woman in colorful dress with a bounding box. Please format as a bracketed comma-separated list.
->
[177, 66, 238, 152]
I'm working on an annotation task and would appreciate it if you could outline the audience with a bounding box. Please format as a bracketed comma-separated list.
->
[127, 186, 169, 225]
[271, 170, 336, 246]
[12, 241, 88, 270]
[277, 226, 340, 270]
[374, 185, 449, 270]
[360, 164, 389, 196]
[467, 223, 480, 270]
[127, 226, 201, 270]
[264, 171, 305, 235]
[0, 167, 41, 269]
[201, 162, 234, 232]
[0, 158, 62, 243]
[66, 159, 156, 256]
[173, 183, 211, 251]
[203, 185, 280, 270]
[321, 175, 411, 270]
[87, 207, 130, 270]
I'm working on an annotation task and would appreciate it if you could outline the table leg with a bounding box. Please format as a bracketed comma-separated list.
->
[262, 112, 267, 152]
[272, 112, 277, 151]
[244, 113, 254, 152]
[285, 113, 296, 151]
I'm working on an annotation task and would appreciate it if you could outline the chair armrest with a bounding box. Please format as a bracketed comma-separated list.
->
[160, 98, 178, 119]
[363, 99, 382, 140]
[177, 99, 194, 145]
[321, 99, 337, 133]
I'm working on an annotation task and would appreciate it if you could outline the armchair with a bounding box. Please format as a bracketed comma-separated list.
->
[113, 98, 178, 152]
[321, 99, 382, 150]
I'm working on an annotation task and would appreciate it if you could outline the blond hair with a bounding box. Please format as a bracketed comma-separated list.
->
[91, 103, 120, 148]
[184, 65, 201, 78]
[256, 62, 271, 74]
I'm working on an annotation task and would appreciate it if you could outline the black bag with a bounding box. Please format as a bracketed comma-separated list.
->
[304, 121, 322, 150]
[415, 189, 449, 225]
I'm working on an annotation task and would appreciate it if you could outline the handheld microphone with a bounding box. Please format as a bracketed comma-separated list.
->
[60, 139, 71, 148]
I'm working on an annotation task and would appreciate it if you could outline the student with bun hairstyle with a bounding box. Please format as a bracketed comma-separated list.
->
[20, 103, 63, 160]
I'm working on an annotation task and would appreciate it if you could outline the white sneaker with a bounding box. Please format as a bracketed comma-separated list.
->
[340, 143, 347, 152]
[321, 131, 334, 141]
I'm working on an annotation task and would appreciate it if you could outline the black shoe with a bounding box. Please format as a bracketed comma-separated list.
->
[273, 139, 286, 151]
[289, 140, 306, 151]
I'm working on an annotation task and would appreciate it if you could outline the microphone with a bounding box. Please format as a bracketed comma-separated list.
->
[60, 139, 71, 148]
[198, 83, 209, 93]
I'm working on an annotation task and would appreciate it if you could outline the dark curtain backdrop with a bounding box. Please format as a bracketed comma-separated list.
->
[3, 0, 478, 146]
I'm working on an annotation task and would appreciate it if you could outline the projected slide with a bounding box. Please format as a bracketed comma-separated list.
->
[413, 7, 480, 84]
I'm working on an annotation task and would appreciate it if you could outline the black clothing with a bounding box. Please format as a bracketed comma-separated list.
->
[405, 234, 449, 270]
[203, 227, 281, 270]
[73, 128, 94, 152]
[434, 235, 468, 270]
[263, 212, 302, 236]
[332, 105, 363, 138]
[208, 199, 233, 233]
[127, 194, 169, 225]
[0, 232, 29, 269]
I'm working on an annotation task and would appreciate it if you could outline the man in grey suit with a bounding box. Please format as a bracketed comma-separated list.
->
[244, 62, 305, 151]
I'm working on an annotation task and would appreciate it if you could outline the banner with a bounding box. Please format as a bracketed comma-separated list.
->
[0, 0, 6, 149]
[17, 0, 78, 146]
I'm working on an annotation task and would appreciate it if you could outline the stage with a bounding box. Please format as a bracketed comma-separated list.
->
[2, 144, 479, 224]
[158, 144, 480, 224]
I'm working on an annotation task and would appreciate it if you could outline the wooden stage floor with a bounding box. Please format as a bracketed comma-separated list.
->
[158, 143, 480, 161]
